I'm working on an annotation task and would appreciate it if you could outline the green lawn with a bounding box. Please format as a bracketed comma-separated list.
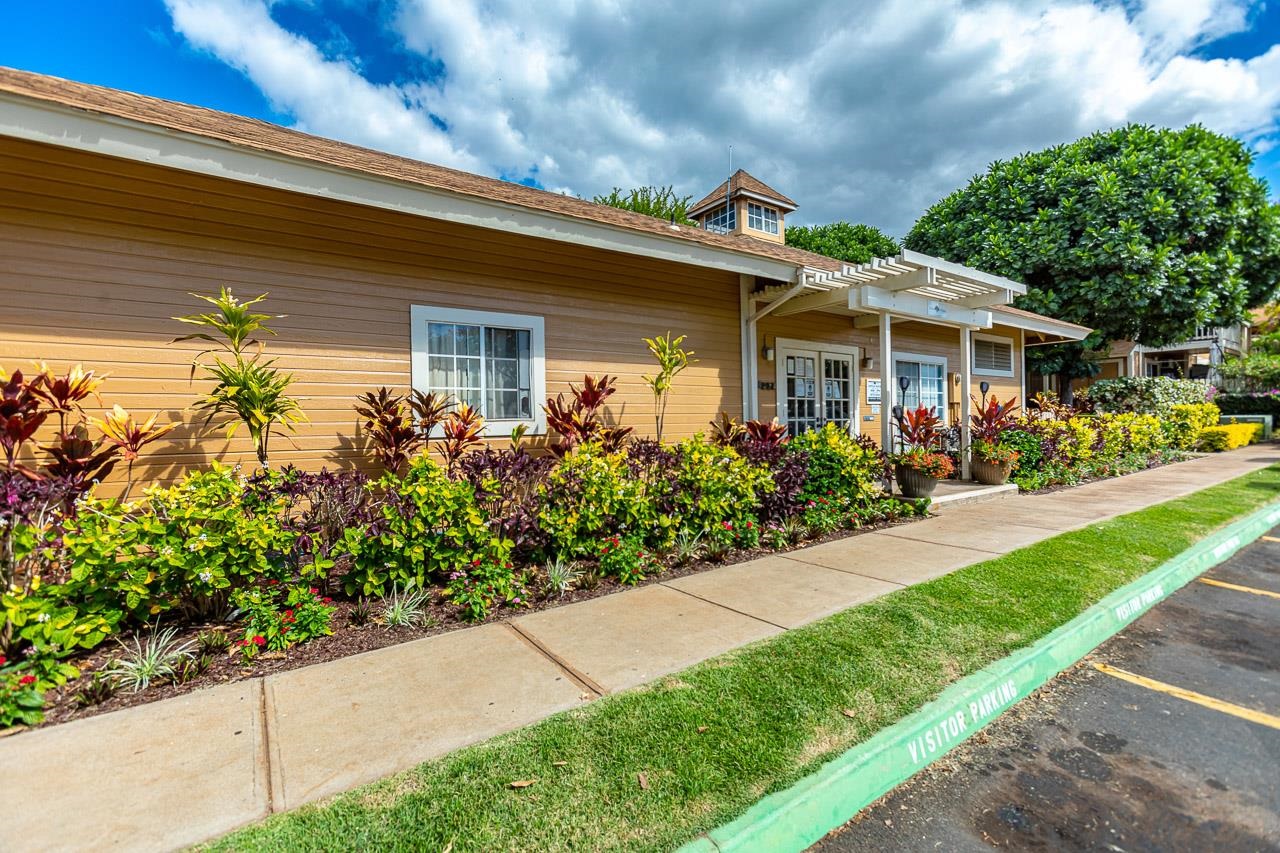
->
[207, 466, 1280, 852]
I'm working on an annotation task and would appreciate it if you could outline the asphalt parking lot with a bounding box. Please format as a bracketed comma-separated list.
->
[814, 527, 1280, 852]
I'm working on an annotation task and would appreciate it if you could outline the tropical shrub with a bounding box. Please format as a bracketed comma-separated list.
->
[539, 443, 655, 557]
[597, 535, 659, 585]
[790, 422, 886, 504]
[232, 583, 336, 654]
[0, 664, 44, 727]
[669, 438, 770, 538]
[1217, 352, 1280, 394]
[457, 446, 554, 560]
[248, 467, 380, 577]
[1163, 403, 1221, 450]
[341, 455, 508, 598]
[59, 464, 297, 621]
[445, 554, 526, 621]
[1197, 422, 1263, 452]
[1085, 377, 1208, 415]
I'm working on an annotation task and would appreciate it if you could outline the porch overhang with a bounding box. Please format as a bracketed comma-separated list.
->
[759, 250, 1027, 329]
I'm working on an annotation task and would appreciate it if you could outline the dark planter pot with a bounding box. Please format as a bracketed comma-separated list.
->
[971, 457, 1012, 485]
[895, 463, 940, 499]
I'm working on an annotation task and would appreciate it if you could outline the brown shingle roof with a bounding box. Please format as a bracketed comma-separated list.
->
[0, 66, 836, 274]
[689, 168, 798, 215]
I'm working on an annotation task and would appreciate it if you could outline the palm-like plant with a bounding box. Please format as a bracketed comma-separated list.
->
[93, 405, 179, 499]
[0, 369, 47, 476]
[408, 390, 453, 439]
[41, 425, 118, 493]
[439, 404, 486, 471]
[642, 333, 696, 444]
[354, 388, 422, 474]
[173, 288, 306, 468]
[30, 363, 107, 434]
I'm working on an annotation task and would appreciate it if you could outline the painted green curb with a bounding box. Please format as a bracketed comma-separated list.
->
[680, 499, 1280, 853]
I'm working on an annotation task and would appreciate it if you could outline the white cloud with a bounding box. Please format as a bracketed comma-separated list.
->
[166, 0, 1280, 235]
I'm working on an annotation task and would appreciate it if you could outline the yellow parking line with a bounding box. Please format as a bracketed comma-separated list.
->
[1198, 577, 1280, 601]
[1093, 663, 1280, 730]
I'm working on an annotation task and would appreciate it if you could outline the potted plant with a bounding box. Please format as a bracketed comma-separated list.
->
[892, 405, 955, 498]
[968, 393, 1020, 485]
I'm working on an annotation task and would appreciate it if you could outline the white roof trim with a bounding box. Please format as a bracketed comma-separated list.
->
[0, 92, 800, 282]
[795, 250, 1028, 308]
[989, 308, 1091, 341]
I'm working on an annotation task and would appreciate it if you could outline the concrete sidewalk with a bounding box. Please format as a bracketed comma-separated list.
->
[3, 447, 1278, 852]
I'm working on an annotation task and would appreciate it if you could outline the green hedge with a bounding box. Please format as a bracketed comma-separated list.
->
[1085, 376, 1209, 415]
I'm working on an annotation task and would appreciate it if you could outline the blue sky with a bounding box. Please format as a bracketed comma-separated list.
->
[3, 1, 1280, 233]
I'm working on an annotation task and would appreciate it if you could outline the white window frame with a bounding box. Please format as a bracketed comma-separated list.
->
[971, 332, 1015, 378]
[893, 351, 948, 425]
[410, 304, 546, 435]
[704, 202, 736, 232]
[773, 338, 860, 435]
[747, 202, 779, 234]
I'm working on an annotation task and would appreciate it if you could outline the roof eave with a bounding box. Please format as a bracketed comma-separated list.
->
[0, 91, 802, 282]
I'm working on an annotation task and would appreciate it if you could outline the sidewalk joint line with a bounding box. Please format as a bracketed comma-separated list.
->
[658, 583, 790, 631]
[1197, 577, 1280, 600]
[1092, 662, 1280, 730]
[870, 529, 1005, 554]
[775, 554, 908, 587]
[258, 678, 276, 815]
[504, 622, 606, 697]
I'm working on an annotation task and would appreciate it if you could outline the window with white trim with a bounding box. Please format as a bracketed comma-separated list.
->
[410, 305, 546, 433]
[703, 203, 736, 233]
[972, 333, 1015, 377]
[746, 202, 779, 234]
[894, 353, 948, 425]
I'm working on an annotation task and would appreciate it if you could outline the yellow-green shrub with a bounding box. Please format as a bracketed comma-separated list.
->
[670, 437, 772, 536]
[1164, 403, 1221, 450]
[1196, 421, 1263, 452]
[538, 443, 658, 557]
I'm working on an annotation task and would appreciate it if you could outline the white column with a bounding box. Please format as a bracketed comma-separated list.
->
[960, 327, 972, 481]
[739, 274, 754, 420]
[1019, 328, 1026, 405]
[879, 312, 894, 452]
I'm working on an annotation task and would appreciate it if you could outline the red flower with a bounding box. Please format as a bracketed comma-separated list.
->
[284, 609, 294, 618]
[0, 655, 6, 667]
[472, 559, 482, 567]
[322, 597, 332, 604]
[267, 579, 279, 585]
[252, 635, 266, 646]
[18, 675, 36, 686]
[309, 588, 318, 595]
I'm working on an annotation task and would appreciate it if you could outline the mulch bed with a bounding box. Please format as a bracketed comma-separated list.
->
[31, 513, 925, 731]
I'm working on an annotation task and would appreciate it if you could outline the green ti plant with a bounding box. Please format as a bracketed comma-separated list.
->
[173, 287, 305, 468]
[642, 333, 697, 444]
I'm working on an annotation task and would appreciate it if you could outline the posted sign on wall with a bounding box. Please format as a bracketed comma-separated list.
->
[866, 379, 882, 404]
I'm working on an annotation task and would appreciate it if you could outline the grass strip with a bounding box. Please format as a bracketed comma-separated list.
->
[208, 466, 1280, 852]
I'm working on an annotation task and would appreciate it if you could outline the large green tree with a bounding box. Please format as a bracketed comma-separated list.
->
[785, 221, 900, 263]
[594, 185, 695, 225]
[904, 124, 1280, 398]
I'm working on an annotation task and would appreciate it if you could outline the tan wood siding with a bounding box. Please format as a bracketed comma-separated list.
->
[0, 138, 743, 487]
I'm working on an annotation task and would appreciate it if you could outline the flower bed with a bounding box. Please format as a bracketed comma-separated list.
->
[1, 304, 927, 730]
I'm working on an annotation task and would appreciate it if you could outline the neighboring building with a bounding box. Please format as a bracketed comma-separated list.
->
[0, 67, 1088, 487]
[1059, 323, 1251, 393]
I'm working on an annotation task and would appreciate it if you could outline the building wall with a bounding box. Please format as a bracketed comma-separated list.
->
[0, 137, 745, 487]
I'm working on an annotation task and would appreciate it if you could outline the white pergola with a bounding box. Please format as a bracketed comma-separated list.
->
[743, 250, 1029, 480]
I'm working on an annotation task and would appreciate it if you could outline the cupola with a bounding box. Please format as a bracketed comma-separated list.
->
[687, 169, 796, 244]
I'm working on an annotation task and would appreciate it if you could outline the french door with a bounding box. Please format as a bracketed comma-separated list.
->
[778, 344, 857, 437]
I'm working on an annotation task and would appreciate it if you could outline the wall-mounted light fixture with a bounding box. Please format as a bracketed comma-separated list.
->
[763, 344, 775, 362]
